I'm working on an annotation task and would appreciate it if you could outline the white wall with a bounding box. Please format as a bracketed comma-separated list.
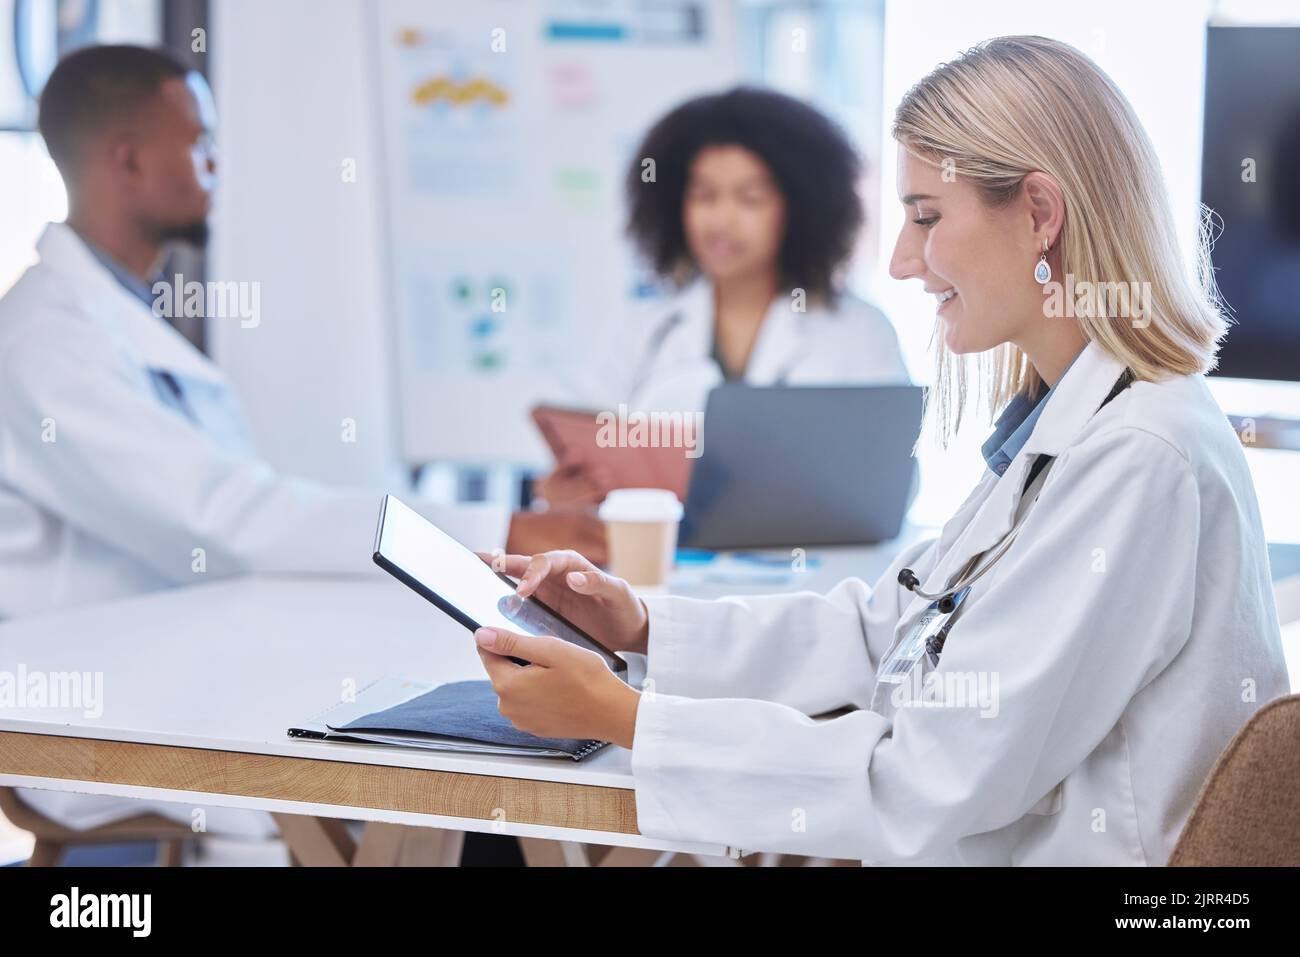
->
[209, 0, 407, 489]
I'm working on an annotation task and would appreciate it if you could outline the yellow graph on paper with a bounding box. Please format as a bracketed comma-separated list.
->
[411, 76, 510, 109]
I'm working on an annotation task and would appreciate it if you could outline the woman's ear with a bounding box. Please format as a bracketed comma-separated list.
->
[1022, 171, 1066, 250]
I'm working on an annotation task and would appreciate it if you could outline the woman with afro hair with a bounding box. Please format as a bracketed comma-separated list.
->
[541, 86, 909, 505]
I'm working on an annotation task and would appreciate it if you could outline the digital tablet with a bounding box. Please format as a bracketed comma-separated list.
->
[372, 495, 627, 675]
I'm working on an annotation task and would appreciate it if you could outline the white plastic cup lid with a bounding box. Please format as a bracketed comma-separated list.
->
[598, 488, 684, 524]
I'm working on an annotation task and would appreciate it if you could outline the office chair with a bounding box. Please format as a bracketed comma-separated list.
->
[0, 787, 194, 867]
[1170, 693, 1300, 866]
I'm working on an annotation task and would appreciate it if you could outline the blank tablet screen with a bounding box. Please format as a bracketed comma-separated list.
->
[373, 496, 626, 674]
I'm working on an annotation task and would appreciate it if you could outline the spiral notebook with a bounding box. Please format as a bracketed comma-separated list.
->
[287, 676, 607, 761]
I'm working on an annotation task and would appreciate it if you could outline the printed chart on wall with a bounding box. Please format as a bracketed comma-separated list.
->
[371, 0, 738, 464]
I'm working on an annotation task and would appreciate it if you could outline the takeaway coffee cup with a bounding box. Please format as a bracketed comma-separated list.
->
[597, 488, 683, 587]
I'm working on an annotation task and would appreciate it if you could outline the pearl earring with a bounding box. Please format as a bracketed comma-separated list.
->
[1034, 241, 1052, 285]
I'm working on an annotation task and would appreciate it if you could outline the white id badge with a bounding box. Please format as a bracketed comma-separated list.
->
[878, 595, 967, 684]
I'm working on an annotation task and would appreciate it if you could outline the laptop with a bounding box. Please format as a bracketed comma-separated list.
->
[679, 384, 924, 549]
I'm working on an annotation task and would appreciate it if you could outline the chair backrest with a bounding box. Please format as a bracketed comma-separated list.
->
[1170, 694, 1300, 866]
[0, 786, 56, 834]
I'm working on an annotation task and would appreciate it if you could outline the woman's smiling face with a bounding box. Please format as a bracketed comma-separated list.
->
[888, 145, 1044, 355]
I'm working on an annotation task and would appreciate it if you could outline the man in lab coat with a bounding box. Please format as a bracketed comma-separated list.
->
[0, 46, 503, 837]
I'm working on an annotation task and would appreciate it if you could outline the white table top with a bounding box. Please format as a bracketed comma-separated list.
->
[5, 530, 1294, 780]
[0, 533, 920, 790]
[0, 573, 624, 788]
[2, 528, 1295, 790]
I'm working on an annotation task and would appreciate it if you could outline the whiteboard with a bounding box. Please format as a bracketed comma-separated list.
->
[369, 0, 740, 465]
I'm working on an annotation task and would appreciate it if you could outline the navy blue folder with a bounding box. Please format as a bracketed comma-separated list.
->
[288, 677, 606, 761]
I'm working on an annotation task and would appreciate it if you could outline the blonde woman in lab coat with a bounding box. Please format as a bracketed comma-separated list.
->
[539, 87, 909, 505]
[475, 37, 1289, 865]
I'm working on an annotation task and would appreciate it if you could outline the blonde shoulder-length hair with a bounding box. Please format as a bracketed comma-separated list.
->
[892, 35, 1226, 442]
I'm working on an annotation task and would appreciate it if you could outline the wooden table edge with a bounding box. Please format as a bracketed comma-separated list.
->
[0, 730, 640, 835]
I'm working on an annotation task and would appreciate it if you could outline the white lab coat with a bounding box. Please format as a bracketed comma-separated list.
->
[0, 223, 507, 834]
[569, 279, 910, 414]
[628, 340, 1289, 864]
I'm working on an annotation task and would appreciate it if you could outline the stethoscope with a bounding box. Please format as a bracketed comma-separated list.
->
[897, 457, 1054, 613]
[627, 302, 808, 400]
[626, 309, 686, 401]
[897, 367, 1135, 615]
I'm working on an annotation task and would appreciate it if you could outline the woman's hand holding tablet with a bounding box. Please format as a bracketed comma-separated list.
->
[473, 624, 642, 749]
[373, 497, 647, 746]
[477, 549, 649, 657]
[471, 551, 649, 747]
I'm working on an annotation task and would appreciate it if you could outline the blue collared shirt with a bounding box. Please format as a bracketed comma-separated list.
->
[980, 353, 1080, 476]
[84, 240, 158, 311]
[79, 239, 235, 436]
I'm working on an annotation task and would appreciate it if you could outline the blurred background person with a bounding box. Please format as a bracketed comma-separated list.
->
[0, 44, 503, 838]
[538, 87, 910, 506]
